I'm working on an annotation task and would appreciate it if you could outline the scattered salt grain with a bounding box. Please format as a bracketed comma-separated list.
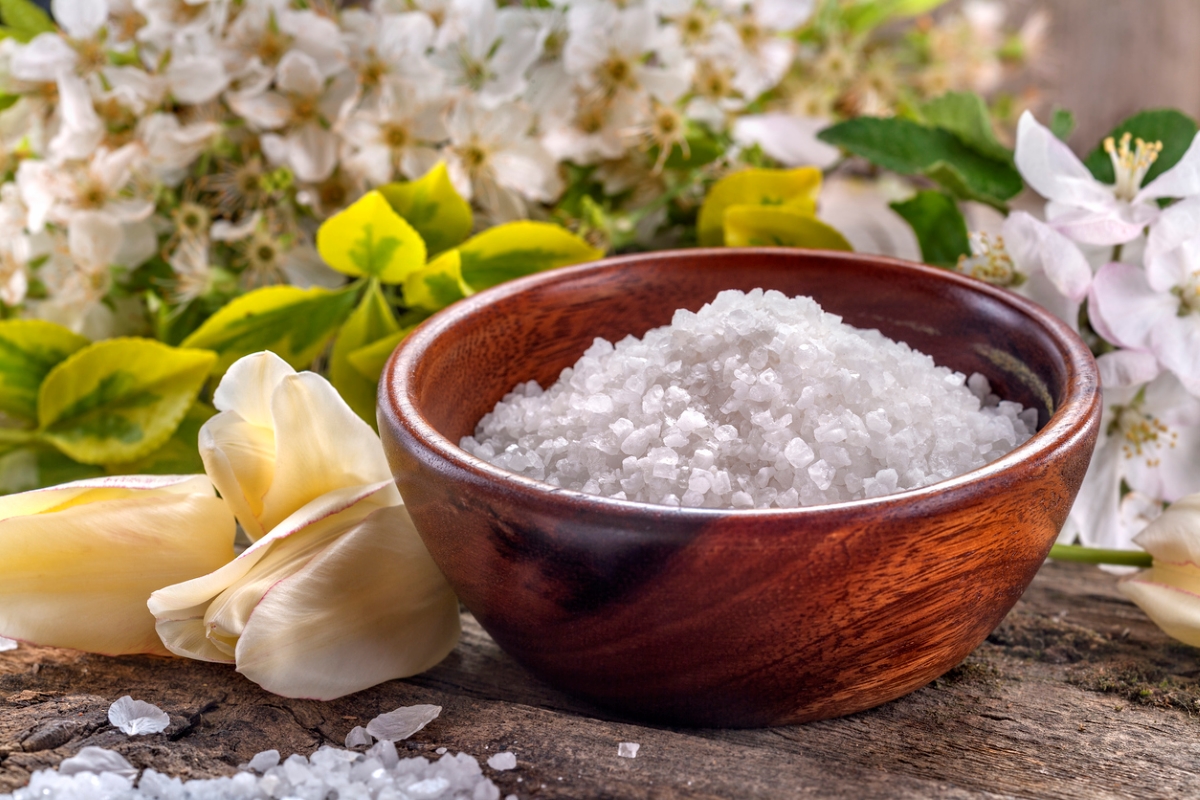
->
[366, 703, 441, 741]
[344, 725, 373, 748]
[487, 752, 518, 770]
[2, 745, 504, 800]
[463, 289, 1037, 508]
[107, 696, 170, 736]
[437, 747, 449, 755]
[617, 742, 640, 758]
[246, 749, 280, 772]
[0, 637, 17, 652]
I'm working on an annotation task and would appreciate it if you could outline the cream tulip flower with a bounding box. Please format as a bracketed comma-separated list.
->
[0, 475, 235, 656]
[1119, 494, 1200, 646]
[199, 351, 397, 541]
[152, 352, 461, 700]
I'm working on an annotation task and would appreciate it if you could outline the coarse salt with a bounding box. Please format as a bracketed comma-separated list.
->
[462, 289, 1036, 508]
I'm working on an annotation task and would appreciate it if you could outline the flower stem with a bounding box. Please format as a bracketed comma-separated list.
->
[1048, 543, 1152, 567]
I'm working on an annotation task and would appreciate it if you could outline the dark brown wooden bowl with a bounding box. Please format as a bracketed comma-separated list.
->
[378, 248, 1100, 728]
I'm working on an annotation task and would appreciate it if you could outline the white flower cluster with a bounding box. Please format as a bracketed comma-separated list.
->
[0, 0, 822, 337]
[966, 111, 1200, 553]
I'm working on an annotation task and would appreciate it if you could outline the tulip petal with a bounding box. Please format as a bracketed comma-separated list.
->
[233, 503, 460, 700]
[1119, 567, 1200, 647]
[149, 481, 396, 663]
[213, 351, 295, 428]
[0, 476, 235, 656]
[258, 372, 393, 532]
[1133, 494, 1200, 565]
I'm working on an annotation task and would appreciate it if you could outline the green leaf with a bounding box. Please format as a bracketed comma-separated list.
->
[330, 281, 401, 425]
[0, 320, 91, 423]
[347, 329, 412, 384]
[920, 91, 1011, 163]
[181, 284, 360, 374]
[37, 339, 216, 465]
[657, 124, 726, 170]
[819, 117, 1023, 208]
[1083, 109, 1199, 186]
[0, 93, 19, 112]
[889, 191, 970, 268]
[1050, 108, 1076, 142]
[841, 0, 951, 32]
[457, 221, 604, 293]
[0, 0, 55, 42]
[106, 401, 215, 476]
[378, 162, 473, 258]
[316, 190, 427, 282]
[0, 444, 105, 495]
[403, 249, 470, 312]
[697, 167, 823, 246]
[722, 206, 853, 251]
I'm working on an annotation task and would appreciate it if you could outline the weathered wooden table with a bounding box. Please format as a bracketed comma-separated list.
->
[2, 560, 1198, 799]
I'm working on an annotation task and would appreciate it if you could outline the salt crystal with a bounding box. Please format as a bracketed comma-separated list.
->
[436, 747, 448, 755]
[487, 752, 517, 770]
[464, 289, 1034, 509]
[58, 747, 137, 778]
[365, 703, 441, 741]
[345, 725, 373, 748]
[0, 637, 16, 652]
[618, 742, 640, 758]
[247, 749, 280, 772]
[107, 696, 170, 736]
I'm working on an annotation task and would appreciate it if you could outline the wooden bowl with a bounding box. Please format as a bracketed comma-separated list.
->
[378, 249, 1100, 727]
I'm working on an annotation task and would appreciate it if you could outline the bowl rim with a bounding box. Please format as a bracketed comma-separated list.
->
[382, 247, 1101, 519]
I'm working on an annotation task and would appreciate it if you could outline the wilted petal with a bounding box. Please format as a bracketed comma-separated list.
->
[365, 705, 442, 742]
[233, 501, 460, 699]
[0, 476, 236, 656]
[108, 696, 170, 735]
[59, 747, 137, 779]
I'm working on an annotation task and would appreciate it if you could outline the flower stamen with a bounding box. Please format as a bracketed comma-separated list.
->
[956, 232, 1024, 287]
[1104, 132, 1163, 202]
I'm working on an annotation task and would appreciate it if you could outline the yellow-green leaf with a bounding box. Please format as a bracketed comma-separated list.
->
[722, 205, 853, 251]
[402, 249, 471, 312]
[347, 328, 412, 384]
[0, 320, 90, 423]
[107, 401, 216, 476]
[331, 281, 401, 425]
[37, 339, 217, 465]
[0, 0, 55, 42]
[379, 162, 473, 258]
[316, 190, 427, 282]
[697, 167, 823, 246]
[458, 221, 603, 292]
[0, 444, 105, 495]
[181, 285, 360, 375]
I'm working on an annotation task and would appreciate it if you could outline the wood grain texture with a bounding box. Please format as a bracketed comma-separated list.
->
[379, 249, 1101, 727]
[4, 562, 1200, 799]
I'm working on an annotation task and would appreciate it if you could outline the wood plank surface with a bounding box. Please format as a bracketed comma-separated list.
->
[3, 560, 1200, 798]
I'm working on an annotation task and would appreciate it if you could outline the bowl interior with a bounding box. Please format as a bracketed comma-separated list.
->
[409, 249, 1069, 454]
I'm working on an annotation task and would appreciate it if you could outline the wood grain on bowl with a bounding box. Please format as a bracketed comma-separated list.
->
[379, 248, 1101, 728]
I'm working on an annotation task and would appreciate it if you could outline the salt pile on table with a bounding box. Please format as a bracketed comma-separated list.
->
[462, 289, 1037, 508]
[1, 743, 507, 800]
